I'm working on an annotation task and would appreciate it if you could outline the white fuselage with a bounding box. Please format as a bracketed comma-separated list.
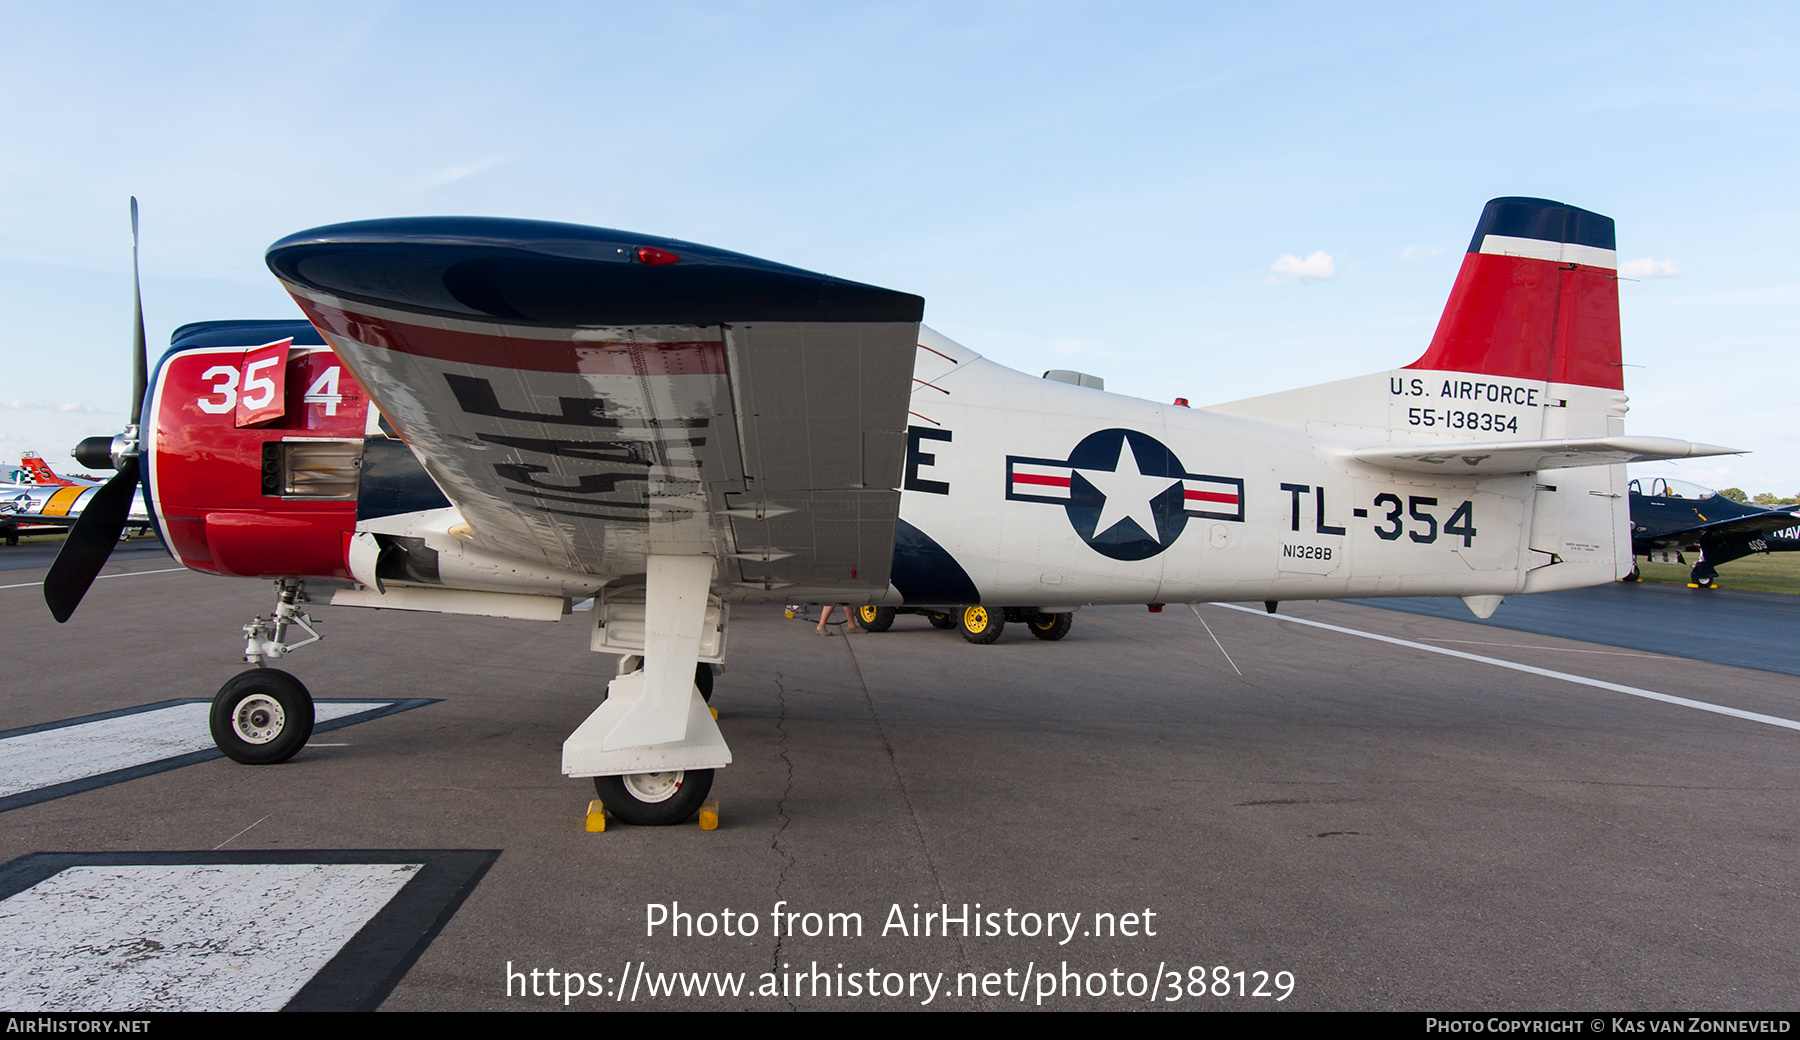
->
[890, 328, 1629, 608]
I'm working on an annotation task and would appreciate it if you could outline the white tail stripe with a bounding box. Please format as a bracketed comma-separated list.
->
[1479, 234, 1617, 270]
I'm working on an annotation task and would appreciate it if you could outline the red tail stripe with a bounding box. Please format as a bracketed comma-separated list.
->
[1406, 253, 1622, 390]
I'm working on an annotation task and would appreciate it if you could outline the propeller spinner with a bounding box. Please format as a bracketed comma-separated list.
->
[44, 198, 153, 623]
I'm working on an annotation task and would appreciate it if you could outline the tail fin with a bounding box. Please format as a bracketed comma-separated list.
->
[1408, 197, 1621, 390]
[18, 452, 78, 487]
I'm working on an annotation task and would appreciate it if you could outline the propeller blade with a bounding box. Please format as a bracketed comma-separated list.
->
[43, 458, 141, 623]
[130, 197, 147, 419]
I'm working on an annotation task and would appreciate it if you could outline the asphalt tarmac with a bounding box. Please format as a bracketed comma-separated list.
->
[3, 546, 1798, 1011]
[1351, 584, 1800, 677]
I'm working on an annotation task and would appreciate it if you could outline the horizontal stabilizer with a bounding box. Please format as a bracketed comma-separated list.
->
[1347, 437, 1742, 476]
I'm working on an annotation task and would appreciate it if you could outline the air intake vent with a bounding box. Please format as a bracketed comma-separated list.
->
[262, 439, 363, 499]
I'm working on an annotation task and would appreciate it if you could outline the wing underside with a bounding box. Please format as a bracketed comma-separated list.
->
[270, 218, 922, 602]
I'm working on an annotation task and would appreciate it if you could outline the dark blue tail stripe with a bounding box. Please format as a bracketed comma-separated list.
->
[1466, 197, 1616, 253]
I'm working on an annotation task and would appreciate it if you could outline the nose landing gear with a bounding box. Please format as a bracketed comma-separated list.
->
[210, 579, 322, 765]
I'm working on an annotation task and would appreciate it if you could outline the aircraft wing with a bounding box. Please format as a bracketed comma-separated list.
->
[267, 218, 923, 602]
[1347, 436, 1741, 476]
[1637, 508, 1800, 550]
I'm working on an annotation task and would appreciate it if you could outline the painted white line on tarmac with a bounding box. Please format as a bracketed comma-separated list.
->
[0, 566, 186, 590]
[0, 862, 420, 1011]
[0, 701, 392, 799]
[1413, 638, 1671, 659]
[1209, 602, 1800, 733]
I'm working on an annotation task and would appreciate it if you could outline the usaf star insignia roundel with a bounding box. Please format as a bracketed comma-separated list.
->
[1006, 428, 1244, 561]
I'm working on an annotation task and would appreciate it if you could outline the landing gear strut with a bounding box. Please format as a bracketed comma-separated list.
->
[240, 579, 322, 664]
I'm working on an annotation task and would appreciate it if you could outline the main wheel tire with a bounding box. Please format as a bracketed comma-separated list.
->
[1622, 565, 1641, 582]
[210, 668, 314, 765]
[927, 612, 955, 630]
[856, 605, 896, 632]
[1028, 612, 1073, 641]
[593, 769, 714, 826]
[958, 605, 1003, 644]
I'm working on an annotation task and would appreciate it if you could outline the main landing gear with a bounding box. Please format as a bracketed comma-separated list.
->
[210, 579, 323, 765]
[564, 557, 731, 826]
[586, 653, 719, 825]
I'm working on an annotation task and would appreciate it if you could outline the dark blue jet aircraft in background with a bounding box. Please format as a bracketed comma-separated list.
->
[1627, 478, 1800, 588]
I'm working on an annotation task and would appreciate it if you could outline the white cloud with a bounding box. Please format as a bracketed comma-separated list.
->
[1269, 250, 1336, 281]
[5, 401, 101, 413]
[416, 153, 511, 192]
[1401, 244, 1445, 261]
[1620, 257, 1682, 278]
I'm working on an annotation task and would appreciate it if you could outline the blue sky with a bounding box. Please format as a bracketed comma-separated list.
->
[3, 3, 1796, 491]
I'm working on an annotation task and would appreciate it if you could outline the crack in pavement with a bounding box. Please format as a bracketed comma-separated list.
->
[840, 637, 982, 1001]
[768, 672, 797, 1010]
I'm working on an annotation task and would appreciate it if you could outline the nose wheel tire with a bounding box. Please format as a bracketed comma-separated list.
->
[593, 769, 715, 826]
[210, 668, 315, 765]
[958, 605, 1003, 644]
